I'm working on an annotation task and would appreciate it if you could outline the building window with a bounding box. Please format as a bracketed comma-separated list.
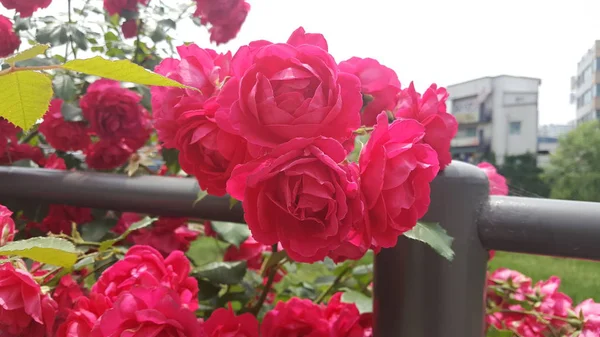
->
[596, 84, 600, 97]
[465, 127, 476, 137]
[509, 121, 521, 135]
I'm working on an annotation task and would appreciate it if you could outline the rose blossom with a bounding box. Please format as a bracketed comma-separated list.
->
[103, 0, 148, 15]
[90, 286, 205, 337]
[85, 138, 134, 170]
[92, 245, 199, 310]
[152, 44, 231, 148]
[44, 153, 67, 170]
[360, 113, 439, 248]
[121, 19, 137, 38]
[204, 307, 259, 337]
[338, 57, 401, 127]
[395, 82, 458, 169]
[0, 117, 19, 153]
[193, 0, 250, 45]
[228, 39, 362, 153]
[485, 268, 534, 329]
[478, 162, 509, 196]
[80, 79, 151, 142]
[227, 137, 363, 263]
[39, 99, 91, 152]
[56, 293, 112, 337]
[223, 236, 266, 270]
[0, 204, 15, 247]
[174, 97, 251, 195]
[0, 15, 20, 58]
[261, 298, 330, 337]
[0, 0, 52, 18]
[0, 142, 44, 166]
[35, 204, 93, 235]
[287, 26, 328, 51]
[575, 299, 600, 337]
[0, 263, 57, 336]
[325, 293, 367, 337]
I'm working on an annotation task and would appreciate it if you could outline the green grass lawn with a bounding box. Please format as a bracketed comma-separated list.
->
[489, 252, 600, 304]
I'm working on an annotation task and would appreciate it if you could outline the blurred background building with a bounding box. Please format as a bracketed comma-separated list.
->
[570, 40, 600, 125]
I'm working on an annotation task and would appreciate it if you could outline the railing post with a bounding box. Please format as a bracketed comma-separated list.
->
[373, 161, 490, 337]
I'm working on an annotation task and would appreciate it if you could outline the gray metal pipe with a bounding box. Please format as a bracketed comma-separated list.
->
[478, 196, 600, 260]
[0, 166, 245, 222]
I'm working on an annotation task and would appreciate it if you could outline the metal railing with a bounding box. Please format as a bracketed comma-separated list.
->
[1, 161, 600, 337]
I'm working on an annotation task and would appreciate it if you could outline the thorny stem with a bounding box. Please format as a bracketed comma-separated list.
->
[250, 244, 279, 315]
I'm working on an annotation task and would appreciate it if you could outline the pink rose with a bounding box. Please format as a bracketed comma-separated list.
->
[0, 263, 57, 337]
[0, 0, 52, 18]
[152, 44, 232, 148]
[121, 19, 137, 38]
[395, 82, 458, 169]
[204, 307, 259, 337]
[227, 137, 363, 263]
[229, 41, 362, 153]
[90, 286, 205, 337]
[39, 99, 91, 152]
[85, 139, 134, 170]
[477, 162, 509, 196]
[56, 293, 112, 337]
[0, 15, 20, 58]
[44, 153, 67, 170]
[338, 57, 401, 127]
[103, 0, 148, 15]
[193, 0, 250, 45]
[80, 79, 151, 142]
[92, 245, 199, 310]
[325, 293, 366, 337]
[532, 277, 572, 328]
[359, 113, 439, 248]
[261, 298, 330, 337]
[223, 236, 267, 270]
[0, 204, 15, 247]
[287, 26, 328, 51]
[576, 299, 600, 337]
[174, 97, 251, 196]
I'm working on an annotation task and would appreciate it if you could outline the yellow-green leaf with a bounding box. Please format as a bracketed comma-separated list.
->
[3, 44, 50, 65]
[0, 70, 53, 130]
[62, 56, 188, 88]
[0, 237, 78, 268]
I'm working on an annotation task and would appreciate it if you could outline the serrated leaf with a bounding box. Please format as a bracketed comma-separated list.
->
[210, 221, 250, 248]
[62, 57, 189, 88]
[0, 71, 53, 130]
[403, 222, 455, 261]
[3, 44, 49, 65]
[340, 289, 372, 314]
[194, 261, 247, 285]
[80, 219, 117, 242]
[187, 236, 229, 267]
[54, 74, 77, 102]
[98, 217, 154, 251]
[0, 237, 78, 268]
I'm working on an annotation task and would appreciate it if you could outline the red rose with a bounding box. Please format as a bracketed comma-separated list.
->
[56, 293, 112, 337]
[53, 274, 86, 329]
[204, 307, 259, 337]
[39, 99, 90, 152]
[35, 204, 93, 235]
[85, 139, 134, 170]
[0, 263, 57, 337]
[325, 293, 366, 337]
[261, 298, 330, 337]
[121, 19, 137, 38]
[103, 0, 148, 15]
[0, 0, 52, 18]
[0, 142, 44, 166]
[0, 117, 19, 152]
[194, 0, 250, 45]
[287, 26, 328, 51]
[44, 153, 67, 170]
[478, 162, 509, 196]
[227, 137, 363, 263]
[80, 79, 150, 141]
[0, 204, 15, 247]
[338, 57, 401, 127]
[395, 82, 458, 169]
[0, 15, 20, 58]
[229, 42, 362, 153]
[360, 113, 439, 248]
[174, 97, 251, 196]
[91, 245, 199, 310]
[152, 44, 231, 148]
[223, 236, 266, 270]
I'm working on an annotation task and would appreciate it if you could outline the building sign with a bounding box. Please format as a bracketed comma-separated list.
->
[454, 111, 480, 124]
[452, 96, 480, 124]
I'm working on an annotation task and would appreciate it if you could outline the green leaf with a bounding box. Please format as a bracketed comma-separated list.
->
[53, 74, 77, 101]
[98, 217, 154, 251]
[3, 44, 49, 65]
[194, 261, 247, 285]
[150, 26, 167, 43]
[0, 237, 78, 268]
[60, 101, 83, 121]
[340, 289, 372, 314]
[261, 250, 288, 276]
[68, 27, 88, 51]
[193, 189, 208, 206]
[403, 222, 455, 261]
[486, 327, 514, 337]
[80, 219, 117, 242]
[210, 221, 250, 248]
[196, 279, 221, 300]
[62, 57, 190, 88]
[187, 236, 229, 267]
[0, 71, 53, 130]
[36, 25, 69, 46]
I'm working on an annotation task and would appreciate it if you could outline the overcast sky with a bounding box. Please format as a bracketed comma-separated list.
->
[4, 0, 600, 125]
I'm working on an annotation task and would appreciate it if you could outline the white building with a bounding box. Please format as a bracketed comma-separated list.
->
[570, 40, 600, 125]
[447, 75, 541, 165]
[537, 123, 575, 167]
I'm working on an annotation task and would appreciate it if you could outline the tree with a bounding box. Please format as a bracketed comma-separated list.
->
[499, 152, 550, 198]
[543, 120, 600, 201]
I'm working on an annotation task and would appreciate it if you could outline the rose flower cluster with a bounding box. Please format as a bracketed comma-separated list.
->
[151, 26, 458, 263]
